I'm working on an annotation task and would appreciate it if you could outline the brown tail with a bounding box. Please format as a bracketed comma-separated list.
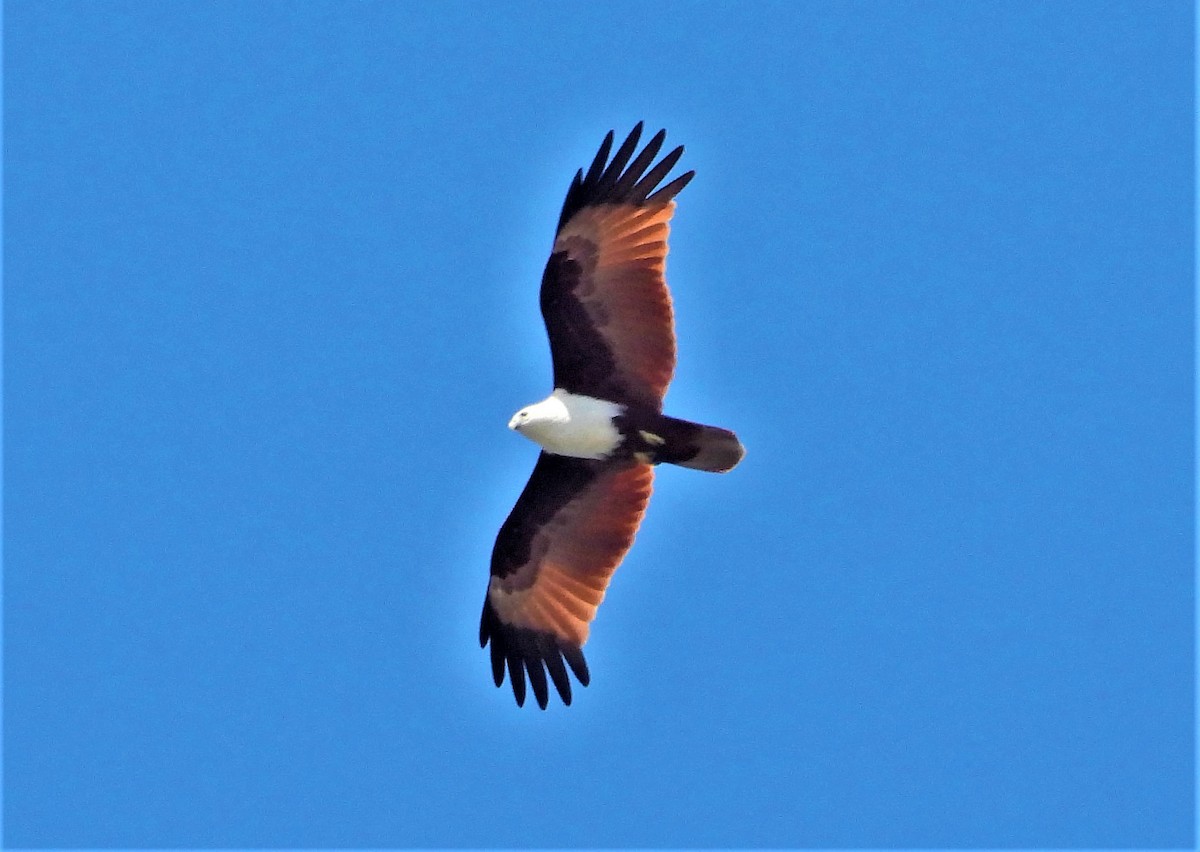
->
[655, 416, 745, 473]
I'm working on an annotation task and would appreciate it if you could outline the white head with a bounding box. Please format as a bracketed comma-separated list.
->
[508, 394, 569, 437]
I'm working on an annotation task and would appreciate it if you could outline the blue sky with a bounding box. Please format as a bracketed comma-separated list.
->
[3, 1, 1193, 847]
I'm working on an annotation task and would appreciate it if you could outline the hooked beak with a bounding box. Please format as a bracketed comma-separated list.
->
[507, 414, 522, 431]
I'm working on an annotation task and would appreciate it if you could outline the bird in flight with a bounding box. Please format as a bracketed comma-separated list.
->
[480, 123, 745, 708]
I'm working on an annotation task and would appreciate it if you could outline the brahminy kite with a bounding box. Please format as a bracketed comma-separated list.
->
[480, 123, 744, 708]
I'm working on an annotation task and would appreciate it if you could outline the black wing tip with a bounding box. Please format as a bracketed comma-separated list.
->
[479, 596, 588, 709]
[562, 643, 590, 686]
[556, 123, 692, 232]
[645, 169, 695, 205]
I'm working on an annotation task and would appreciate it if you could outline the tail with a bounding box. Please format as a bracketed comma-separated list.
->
[653, 415, 745, 473]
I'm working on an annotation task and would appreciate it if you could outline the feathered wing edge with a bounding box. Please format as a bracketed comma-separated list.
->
[479, 600, 590, 709]
[555, 122, 694, 234]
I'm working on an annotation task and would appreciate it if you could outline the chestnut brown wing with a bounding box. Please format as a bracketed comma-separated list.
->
[481, 452, 654, 708]
[540, 124, 693, 411]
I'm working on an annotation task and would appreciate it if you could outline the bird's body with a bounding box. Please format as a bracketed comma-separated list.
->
[481, 124, 744, 708]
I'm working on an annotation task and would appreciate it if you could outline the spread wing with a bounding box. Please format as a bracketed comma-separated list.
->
[540, 123, 694, 411]
[481, 453, 654, 708]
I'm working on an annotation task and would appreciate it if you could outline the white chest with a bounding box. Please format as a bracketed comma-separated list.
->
[511, 389, 624, 460]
